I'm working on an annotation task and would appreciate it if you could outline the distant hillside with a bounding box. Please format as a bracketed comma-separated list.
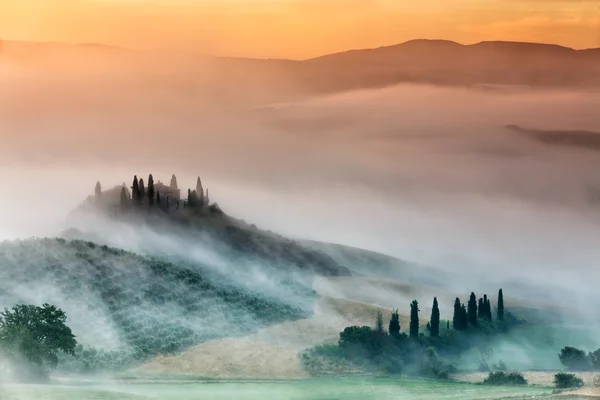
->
[303, 240, 451, 287]
[505, 124, 600, 152]
[3, 39, 599, 101]
[0, 238, 316, 359]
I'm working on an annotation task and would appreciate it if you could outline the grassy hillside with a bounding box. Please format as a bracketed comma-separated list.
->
[0, 238, 317, 360]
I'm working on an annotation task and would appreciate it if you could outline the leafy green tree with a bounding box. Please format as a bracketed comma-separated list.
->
[0, 304, 77, 378]
[147, 174, 155, 206]
[559, 347, 591, 370]
[497, 289, 504, 321]
[409, 300, 419, 340]
[430, 297, 440, 337]
[389, 309, 400, 337]
[468, 292, 478, 327]
[554, 373, 584, 388]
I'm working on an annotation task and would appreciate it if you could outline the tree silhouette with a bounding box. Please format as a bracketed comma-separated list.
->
[497, 289, 504, 322]
[147, 174, 155, 206]
[95, 182, 102, 199]
[196, 177, 204, 205]
[170, 174, 178, 189]
[132, 176, 141, 205]
[376, 309, 384, 335]
[430, 297, 440, 337]
[409, 300, 419, 340]
[389, 309, 400, 337]
[139, 179, 145, 202]
[478, 298, 484, 319]
[468, 292, 478, 327]
[453, 298, 462, 331]
[156, 191, 161, 206]
[483, 294, 492, 321]
[461, 304, 468, 330]
[120, 187, 128, 206]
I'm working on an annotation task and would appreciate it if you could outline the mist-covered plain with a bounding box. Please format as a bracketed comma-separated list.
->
[2, 44, 600, 399]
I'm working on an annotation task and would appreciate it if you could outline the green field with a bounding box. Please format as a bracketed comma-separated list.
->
[2, 378, 553, 400]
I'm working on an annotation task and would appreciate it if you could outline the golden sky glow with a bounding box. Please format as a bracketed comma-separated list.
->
[1, 0, 599, 58]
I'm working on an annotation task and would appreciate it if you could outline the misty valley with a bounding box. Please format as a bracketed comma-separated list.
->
[2, 33, 600, 400]
[0, 171, 598, 400]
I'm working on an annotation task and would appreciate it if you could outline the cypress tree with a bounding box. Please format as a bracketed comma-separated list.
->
[376, 309, 384, 335]
[447, 320, 450, 331]
[430, 297, 440, 337]
[147, 174, 155, 206]
[196, 177, 204, 205]
[461, 304, 468, 330]
[478, 298, 484, 319]
[132, 176, 141, 205]
[206, 189, 209, 205]
[139, 179, 145, 202]
[497, 289, 504, 321]
[120, 187, 128, 206]
[453, 298, 462, 330]
[483, 295, 491, 321]
[389, 309, 400, 337]
[95, 181, 102, 198]
[409, 300, 419, 340]
[468, 292, 478, 327]
[156, 191, 161, 206]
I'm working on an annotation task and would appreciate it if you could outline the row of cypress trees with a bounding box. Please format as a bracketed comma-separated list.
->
[396, 289, 505, 340]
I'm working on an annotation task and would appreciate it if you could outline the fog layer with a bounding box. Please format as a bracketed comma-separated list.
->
[2, 58, 600, 294]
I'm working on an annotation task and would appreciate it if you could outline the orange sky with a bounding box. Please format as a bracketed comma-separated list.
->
[1, 0, 599, 58]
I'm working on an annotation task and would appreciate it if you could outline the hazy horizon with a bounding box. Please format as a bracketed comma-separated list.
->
[2, 0, 599, 59]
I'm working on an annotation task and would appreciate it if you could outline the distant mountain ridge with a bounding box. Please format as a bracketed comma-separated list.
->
[3, 38, 599, 94]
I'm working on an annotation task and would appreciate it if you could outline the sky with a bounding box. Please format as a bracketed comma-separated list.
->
[1, 0, 599, 58]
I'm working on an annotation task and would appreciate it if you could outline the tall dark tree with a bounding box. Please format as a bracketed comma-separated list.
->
[156, 191, 161, 206]
[139, 179, 145, 202]
[453, 298, 462, 330]
[478, 298, 484, 319]
[120, 187, 128, 206]
[409, 300, 419, 340]
[95, 181, 102, 199]
[375, 309, 384, 335]
[430, 297, 440, 337]
[447, 320, 450, 331]
[483, 294, 492, 321]
[497, 289, 504, 322]
[132, 176, 141, 205]
[389, 309, 400, 337]
[170, 174, 178, 189]
[461, 304, 468, 330]
[205, 188, 209, 205]
[147, 174, 155, 206]
[468, 292, 478, 327]
[187, 189, 192, 207]
[196, 177, 204, 205]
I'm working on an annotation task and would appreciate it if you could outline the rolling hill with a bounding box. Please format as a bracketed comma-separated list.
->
[2, 39, 599, 104]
